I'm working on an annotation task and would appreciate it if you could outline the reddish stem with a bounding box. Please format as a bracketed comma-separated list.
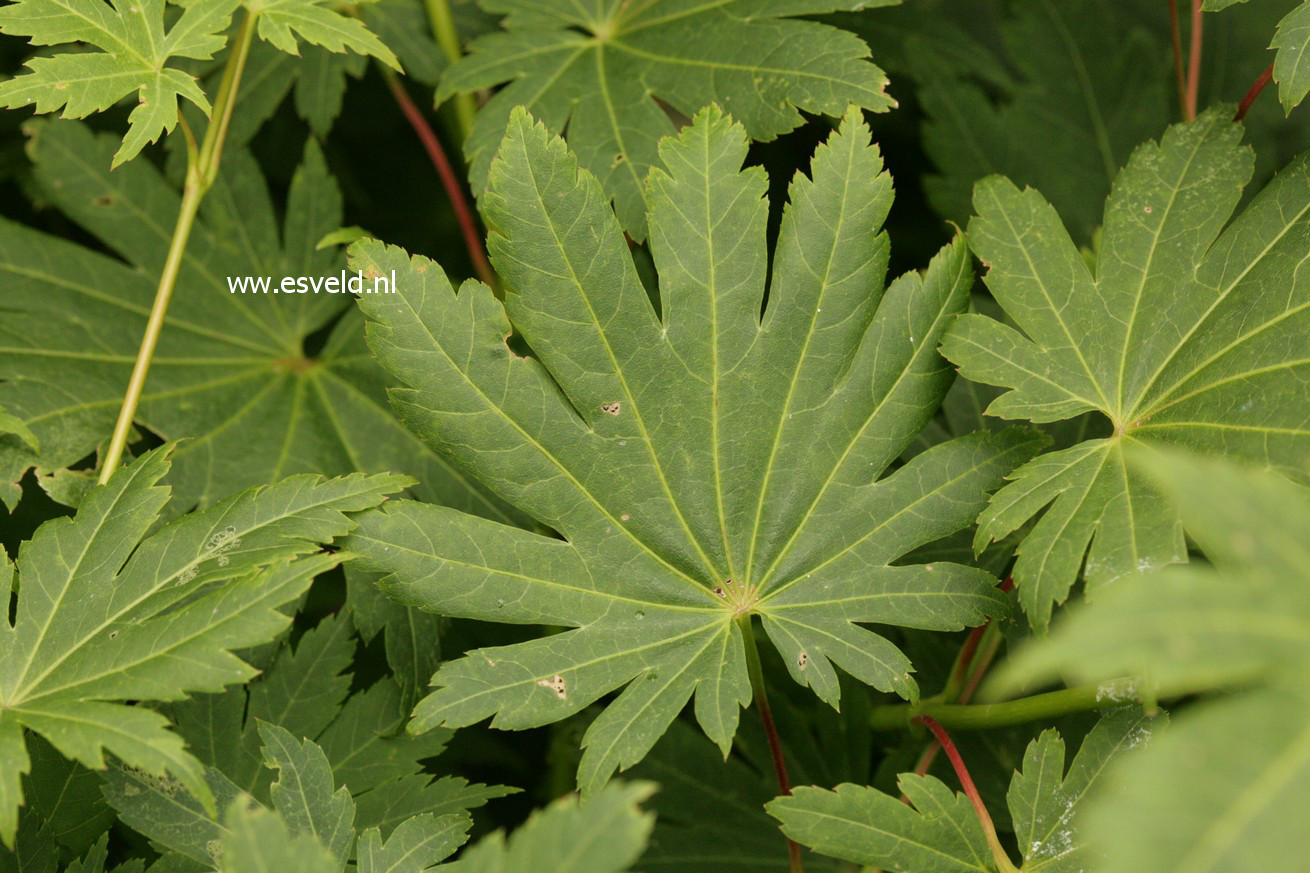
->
[384, 74, 496, 289]
[755, 686, 802, 871]
[914, 717, 1019, 873]
[1185, 0, 1204, 120]
[1235, 62, 1276, 122]
[1169, 0, 1188, 118]
[908, 576, 1013, 784]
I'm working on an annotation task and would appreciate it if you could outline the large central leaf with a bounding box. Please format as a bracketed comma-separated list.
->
[345, 105, 1042, 790]
[941, 109, 1310, 630]
[440, 0, 895, 238]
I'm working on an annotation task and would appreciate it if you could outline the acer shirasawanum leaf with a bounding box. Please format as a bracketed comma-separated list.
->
[768, 707, 1159, 873]
[854, 0, 1167, 244]
[248, 0, 399, 72]
[344, 105, 1042, 791]
[940, 108, 1310, 630]
[103, 612, 510, 861]
[995, 450, 1310, 872]
[446, 781, 655, 873]
[0, 0, 396, 168]
[0, 0, 241, 166]
[0, 444, 406, 845]
[0, 120, 517, 526]
[439, 0, 896, 238]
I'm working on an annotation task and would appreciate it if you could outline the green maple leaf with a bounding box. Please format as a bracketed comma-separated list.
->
[0, 444, 406, 845]
[0, 119, 516, 526]
[105, 612, 510, 863]
[439, 0, 895, 238]
[1205, 0, 1310, 112]
[448, 782, 655, 873]
[767, 707, 1160, 873]
[0, 0, 242, 166]
[939, 108, 1310, 630]
[107, 720, 475, 871]
[996, 450, 1310, 872]
[853, 0, 1168, 243]
[217, 798, 339, 873]
[248, 0, 399, 72]
[344, 105, 1042, 790]
[0, 0, 397, 167]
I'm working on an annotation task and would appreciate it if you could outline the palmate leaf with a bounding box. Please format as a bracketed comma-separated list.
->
[853, 0, 1168, 244]
[0, 119, 516, 526]
[0, 444, 406, 845]
[447, 781, 655, 873]
[940, 108, 1310, 630]
[106, 722, 473, 871]
[996, 451, 1310, 873]
[440, 0, 896, 238]
[0, 0, 241, 166]
[0, 0, 397, 168]
[104, 614, 509, 862]
[248, 0, 399, 71]
[768, 707, 1159, 873]
[345, 104, 1042, 790]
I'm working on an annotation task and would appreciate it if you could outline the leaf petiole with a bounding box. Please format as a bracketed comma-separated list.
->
[98, 10, 260, 483]
[914, 716, 1020, 873]
[873, 684, 1145, 731]
[740, 616, 804, 873]
[423, 0, 476, 142]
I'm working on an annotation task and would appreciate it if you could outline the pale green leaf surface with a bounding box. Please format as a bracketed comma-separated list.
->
[0, 444, 404, 844]
[0, 0, 240, 164]
[259, 723, 355, 869]
[356, 813, 467, 873]
[445, 781, 655, 873]
[249, 0, 399, 70]
[0, 120, 517, 526]
[440, 1, 891, 237]
[346, 106, 1039, 790]
[218, 799, 337, 873]
[998, 451, 1310, 872]
[942, 109, 1310, 629]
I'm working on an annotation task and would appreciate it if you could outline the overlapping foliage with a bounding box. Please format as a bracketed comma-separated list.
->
[0, 0, 1308, 869]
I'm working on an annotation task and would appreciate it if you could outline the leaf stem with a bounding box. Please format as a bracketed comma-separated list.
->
[1185, 0, 1204, 121]
[423, 0, 476, 142]
[1169, 0, 1187, 118]
[1235, 61, 1275, 122]
[872, 684, 1126, 731]
[99, 10, 259, 483]
[383, 71, 496, 289]
[740, 617, 803, 873]
[913, 716, 1020, 873]
[908, 577, 1011, 784]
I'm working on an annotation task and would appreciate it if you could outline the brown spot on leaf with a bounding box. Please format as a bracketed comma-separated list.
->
[601, 401, 622, 415]
[537, 674, 567, 700]
[93, 194, 114, 207]
[797, 652, 808, 670]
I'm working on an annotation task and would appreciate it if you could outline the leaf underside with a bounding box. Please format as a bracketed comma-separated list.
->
[941, 108, 1310, 630]
[345, 104, 1042, 792]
